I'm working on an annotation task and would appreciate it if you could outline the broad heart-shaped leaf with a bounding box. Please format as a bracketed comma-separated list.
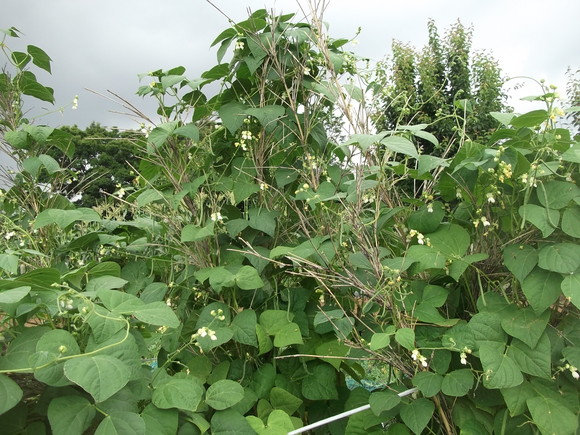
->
[427, 223, 470, 258]
[501, 381, 536, 417]
[503, 244, 538, 284]
[94, 411, 146, 435]
[205, 379, 244, 410]
[218, 101, 247, 134]
[181, 222, 215, 242]
[411, 371, 443, 398]
[270, 387, 303, 415]
[152, 377, 204, 412]
[500, 306, 550, 348]
[211, 409, 255, 435]
[34, 329, 81, 386]
[407, 202, 445, 234]
[399, 398, 434, 435]
[0, 374, 22, 415]
[96, 288, 143, 313]
[527, 397, 578, 435]
[33, 208, 100, 229]
[561, 206, 580, 237]
[27, 44, 52, 73]
[538, 243, 580, 274]
[245, 105, 286, 132]
[48, 395, 96, 435]
[380, 135, 419, 159]
[141, 405, 178, 435]
[301, 363, 338, 400]
[231, 309, 258, 347]
[468, 312, 506, 344]
[273, 322, 303, 347]
[518, 204, 559, 238]
[259, 310, 292, 335]
[235, 265, 264, 290]
[522, 267, 563, 314]
[537, 180, 580, 210]
[0, 285, 30, 304]
[441, 369, 474, 397]
[0, 253, 18, 275]
[64, 355, 131, 402]
[562, 274, 580, 309]
[511, 109, 549, 128]
[369, 390, 401, 415]
[133, 301, 179, 328]
[479, 342, 523, 389]
[87, 276, 128, 293]
[507, 334, 551, 379]
[395, 328, 415, 351]
[248, 207, 278, 237]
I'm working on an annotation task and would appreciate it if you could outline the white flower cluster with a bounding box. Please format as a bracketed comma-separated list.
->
[194, 326, 217, 341]
[411, 349, 428, 367]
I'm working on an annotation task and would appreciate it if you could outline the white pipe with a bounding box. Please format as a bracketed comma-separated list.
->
[287, 387, 418, 434]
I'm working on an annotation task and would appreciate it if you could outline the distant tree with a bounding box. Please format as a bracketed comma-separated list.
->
[566, 67, 580, 133]
[47, 122, 139, 207]
[372, 20, 507, 156]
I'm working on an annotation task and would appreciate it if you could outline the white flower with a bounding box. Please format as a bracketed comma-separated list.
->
[241, 130, 253, 141]
[303, 67, 311, 76]
[210, 212, 223, 223]
[486, 193, 495, 204]
[460, 352, 467, 365]
[72, 95, 79, 110]
[197, 327, 208, 338]
[427, 203, 434, 213]
[235, 40, 245, 51]
[4, 231, 15, 240]
[480, 216, 491, 227]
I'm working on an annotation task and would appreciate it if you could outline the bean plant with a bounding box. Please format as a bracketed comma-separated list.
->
[0, 8, 579, 435]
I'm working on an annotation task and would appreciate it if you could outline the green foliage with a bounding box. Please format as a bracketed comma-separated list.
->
[1, 8, 579, 435]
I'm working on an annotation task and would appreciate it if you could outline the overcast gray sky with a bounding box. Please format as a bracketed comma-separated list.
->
[3, 0, 580, 130]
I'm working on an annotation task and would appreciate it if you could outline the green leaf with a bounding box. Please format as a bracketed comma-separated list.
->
[527, 397, 578, 435]
[538, 243, 580, 274]
[11, 51, 30, 68]
[519, 204, 559, 238]
[407, 202, 445, 234]
[273, 322, 303, 347]
[259, 310, 292, 335]
[0, 286, 30, 304]
[141, 405, 178, 435]
[211, 409, 256, 435]
[370, 332, 393, 351]
[205, 379, 244, 410]
[96, 288, 142, 312]
[235, 265, 264, 290]
[406, 245, 446, 272]
[468, 312, 506, 344]
[511, 109, 549, 128]
[181, 222, 215, 242]
[88, 276, 128, 292]
[562, 274, 580, 308]
[500, 306, 549, 348]
[245, 105, 286, 132]
[27, 45, 52, 73]
[133, 302, 179, 328]
[136, 189, 164, 207]
[33, 208, 100, 229]
[395, 328, 415, 351]
[231, 309, 258, 347]
[369, 390, 401, 415]
[427, 223, 470, 258]
[490, 111, 515, 126]
[152, 377, 204, 412]
[20, 71, 54, 103]
[503, 244, 538, 283]
[501, 381, 536, 416]
[248, 207, 278, 237]
[399, 398, 434, 435]
[561, 206, 580, 237]
[34, 329, 81, 386]
[411, 371, 443, 398]
[64, 355, 130, 402]
[537, 180, 580, 210]
[47, 395, 96, 435]
[507, 334, 551, 379]
[441, 369, 473, 397]
[256, 324, 273, 355]
[270, 387, 303, 415]
[0, 374, 22, 415]
[301, 363, 338, 400]
[380, 136, 419, 159]
[219, 101, 247, 134]
[522, 267, 563, 314]
[479, 342, 523, 389]
[95, 411, 145, 435]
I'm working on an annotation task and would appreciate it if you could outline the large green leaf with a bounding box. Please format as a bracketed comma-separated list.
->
[235, 265, 264, 290]
[270, 387, 303, 415]
[562, 274, 580, 308]
[519, 204, 559, 238]
[33, 329, 81, 386]
[399, 398, 434, 435]
[211, 409, 256, 435]
[468, 312, 506, 344]
[47, 395, 96, 435]
[133, 302, 179, 328]
[181, 222, 215, 242]
[141, 405, 178, 435]
[0, 285, 30, 304]
[479, 342, 523, 389]
[511, 109, 548, 128]
[380, 135, 419, 159]
[527, 397, 578, 435]
[407, 202, 445, 234]
[369, 390, 401, 415]
[33, 208, 100, 229]
[0, 374, 22, 415]
[538, 243, 580, 274]
[27, 44, 52, 73]
[301, 363, 338, 400]
[500, 306, 549, 348]
[426, 223, 470, 257]
[152, 377, 204, 412]
[273, 322, 303, 347]
[245, 105, 286, 132]
[94, 411, 146, 435]
[503, 244, 538, 283]
[64, 355, 131, 402]
[411, 371, 443, 398]
[537, 180, 580, 210]
[441, 369, 474, 397]
[205, 379, 244, 410]
[521, 267, 563, 314]
[501, 381, 536, 417]
[507, 334, 551, 379]
[219, 102, 247, 134]
[231, 309, 258, 347]
[395, 328, 415, 351]
[561, 206, 580, 237]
